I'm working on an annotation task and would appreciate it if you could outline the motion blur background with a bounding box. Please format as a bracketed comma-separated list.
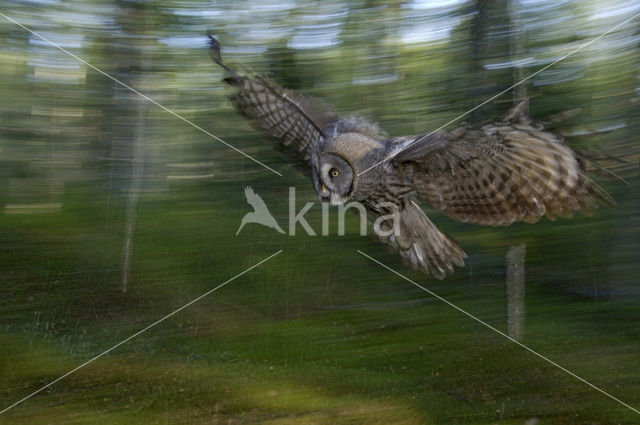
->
[1, 0, 639, 423]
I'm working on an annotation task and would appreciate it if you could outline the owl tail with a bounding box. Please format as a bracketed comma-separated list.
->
[381, 200, 467, 280]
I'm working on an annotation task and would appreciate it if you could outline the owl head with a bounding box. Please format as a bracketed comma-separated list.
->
[312, 132, 385, 205]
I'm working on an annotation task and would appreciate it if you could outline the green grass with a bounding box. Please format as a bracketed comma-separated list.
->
[1, 180, 639, 424]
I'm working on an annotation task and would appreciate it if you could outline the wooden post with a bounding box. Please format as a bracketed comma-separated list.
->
[506, 244, 526, 341]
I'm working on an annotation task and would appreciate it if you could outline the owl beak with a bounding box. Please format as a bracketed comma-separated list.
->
[320, 183, 331, 202]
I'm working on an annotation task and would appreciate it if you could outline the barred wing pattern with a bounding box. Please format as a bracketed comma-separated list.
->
[209, 33, 335, 162]
[223, 73, 336, 162]
[396, 123, 615, 226]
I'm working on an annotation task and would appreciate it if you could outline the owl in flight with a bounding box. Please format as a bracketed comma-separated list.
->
[208, 34, 614, 279]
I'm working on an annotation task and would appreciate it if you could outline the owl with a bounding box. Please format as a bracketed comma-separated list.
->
[208, 34, 614, 279]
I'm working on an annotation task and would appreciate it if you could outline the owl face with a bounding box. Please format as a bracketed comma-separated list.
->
[312, 153, 354, 205]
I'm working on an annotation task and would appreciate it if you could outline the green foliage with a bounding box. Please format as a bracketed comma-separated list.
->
[1, 0, 639, 423]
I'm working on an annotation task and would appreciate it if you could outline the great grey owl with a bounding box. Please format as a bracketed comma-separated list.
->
[208, 34, 614, 279]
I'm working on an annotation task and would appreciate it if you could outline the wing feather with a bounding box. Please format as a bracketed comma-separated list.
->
[224, 75, 337, 161]
[393, 122, 614, 226]
[371, 200, 467, 279]
[208, 35, 337, 162]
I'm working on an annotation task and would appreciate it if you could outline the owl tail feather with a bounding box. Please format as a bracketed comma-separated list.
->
[383, 200, 467, 280]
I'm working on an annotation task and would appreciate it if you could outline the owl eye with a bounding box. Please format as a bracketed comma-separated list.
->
[329, 168, 339, 178]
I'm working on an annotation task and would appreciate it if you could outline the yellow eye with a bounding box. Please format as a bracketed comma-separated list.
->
[329, 168, 339, 178]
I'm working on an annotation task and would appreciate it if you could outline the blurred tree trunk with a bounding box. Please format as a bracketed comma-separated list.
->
[469, 0, 511, 123]
[110, 1, 155, 293]
[506, 0, 527, 340]
[339, 0, 405, 115]
[509, 0, 528, 111]
[121, 81, 148, 294]
[605, 18, 640, 296]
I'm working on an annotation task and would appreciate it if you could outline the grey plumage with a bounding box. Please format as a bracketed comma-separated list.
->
[209, 35, 614, 279]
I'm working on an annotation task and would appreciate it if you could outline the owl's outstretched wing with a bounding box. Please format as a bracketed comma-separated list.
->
[208, 34, 337, 162]
[391, 121, 614, 226]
